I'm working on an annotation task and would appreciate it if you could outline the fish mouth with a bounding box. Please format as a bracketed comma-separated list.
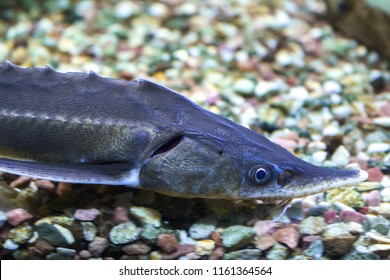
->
[254, 169, 368, 200]
[283, 169, 368, 198]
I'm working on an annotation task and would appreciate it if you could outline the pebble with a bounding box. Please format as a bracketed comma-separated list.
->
[326, 187, 365, 208]
[79, 250, 92, 260]
[368, 244, 390, 255]
[367, 143, 390, 154]
[253, 220, 280, 236]
[342, 251, 379, 260]
[157, 234, 179, 253]
[272, 227, 300, 249]
[0, 211, 6, 228]
[303, 240, 324, 260]
[9, 223, 33, 244]
[163, 244, 195, 260]
[122, 241, 151, 255]
[254, 233, 276, 250]
[3, 239, 19, 250]
[340, 210, 365, 223]
[89, 236, 109, 257]
[109, 221, 139, 245]
[306, 205, 328, 217]
[114, 207, 129, 224]
[322, 223, 357, 256]
[140, 224, 161, 244]
[47, 248, 76, 260]
[369, 215, 389, 235]
[330, 145, 350, 166]
[299, 216, 327, 235]
[35, 216, 74, 227]
[223, 249, 261, 260]
[324, 209, 339, 224]
[222, 225, 255, 250]
[367, 167, 384, 183]
[81, 222, 97, 241]
[35, 238, 55, 254]
[368, 203, 390, 218]
[129, 206, 161, 227]
[36, 223, 74, 246]
[372, 117, 390, 128]
[323, 80, 342, 94]
[209, 247, 225, 260]
[189, 216, 217, 239]
[362, 190, 381, 206]
[74, 208, 100, 221]
[366, 231, 390, 244]
[266, 242, 288, 260]
[381, 187, 390, 202]
[195, 240, 215, 256]
[6, 208, 33, 226]
[233, 78, 256, 95]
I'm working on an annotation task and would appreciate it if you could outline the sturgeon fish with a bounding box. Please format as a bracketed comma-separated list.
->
[0, 62, 367, 200]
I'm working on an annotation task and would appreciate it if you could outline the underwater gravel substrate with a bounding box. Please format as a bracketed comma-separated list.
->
[0, 0, 389, 260]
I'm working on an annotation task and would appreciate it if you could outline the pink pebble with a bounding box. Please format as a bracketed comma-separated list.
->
[362, 190, 381, 207]
[340, 210, 365, 223]
[324, 209, 339, 224]
[6, 208, 33, 226]
[367, 167, 384, 182]
[74, 208, 101, 221]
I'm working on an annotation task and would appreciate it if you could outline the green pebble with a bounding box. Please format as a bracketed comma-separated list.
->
[266, 242, 288, 260]
[223, 249, 261, 260]
[222, 225, 255, 250]
[304, 240, 324, 260]
[9, 223, 33, 244]
[109, 221, 139, 245]
[37, 222, 74, 246]
[369, 215, 389, 235]
[81, 222, 97, 242]
[299, 216, 327, 235]
[189, 216, 217, 240]
[342, 250, 380, 260]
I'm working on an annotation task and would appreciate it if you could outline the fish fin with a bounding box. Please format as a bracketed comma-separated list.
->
[0, 157, 140, 187]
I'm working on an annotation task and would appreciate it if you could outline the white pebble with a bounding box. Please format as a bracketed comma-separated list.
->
[323, 80, 342, 94]
[3, 239, 19, 250]
[312, 151, 328, 164]
[381, 187, 390, 202]
[367, 143, 390, 153]
[373, 117, 390, 128]
[288, 86, 309, 100]
[331, 145, 351, 166]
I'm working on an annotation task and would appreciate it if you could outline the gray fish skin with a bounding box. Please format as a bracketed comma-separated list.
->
[0, 62, 367, 200]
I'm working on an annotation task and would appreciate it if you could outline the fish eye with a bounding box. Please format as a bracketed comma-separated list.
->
[249, 165, 271, 184]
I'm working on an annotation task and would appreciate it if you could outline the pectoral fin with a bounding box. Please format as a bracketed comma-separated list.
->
[0, 158, 140, 187]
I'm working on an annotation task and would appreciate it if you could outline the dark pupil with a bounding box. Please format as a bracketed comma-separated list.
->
[255, 169, 267, 181]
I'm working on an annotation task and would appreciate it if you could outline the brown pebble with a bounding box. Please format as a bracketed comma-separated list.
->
[114, 207, 129, 224]
[89, 236, 109, 257]
[157, 234, 178, 253]
[272, 227, 300, 249]
[367, 167, 384, 182]
[163, 244, 195, 260]
[35, 238, 55, 254]
[10, 176, 32, 189]
[254, 233, 276, 250]
[209, 247, 225, 260]
[56, 182, 72, 196]
[35, 180, 56, 191]
[253, 220, 281, 236]
[210, 231, 222, 247]
[79, 250, 92, 259]
[323, 235, 358, 256]
[122, 241, 151, 255]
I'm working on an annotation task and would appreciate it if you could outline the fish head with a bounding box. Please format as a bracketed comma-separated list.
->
[140, 127, 367, 200]
[236, 142, 368, 200]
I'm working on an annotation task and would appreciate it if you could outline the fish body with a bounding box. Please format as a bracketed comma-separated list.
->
[0, 62, 367, 199]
